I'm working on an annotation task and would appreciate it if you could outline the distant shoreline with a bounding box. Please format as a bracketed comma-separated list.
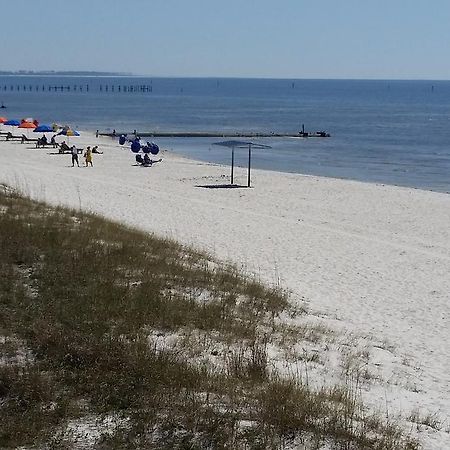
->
[2, 72, 450, 82]
[0, 71, 133, 77]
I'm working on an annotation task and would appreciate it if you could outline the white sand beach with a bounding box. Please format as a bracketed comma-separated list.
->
[1, 133, 449, 448]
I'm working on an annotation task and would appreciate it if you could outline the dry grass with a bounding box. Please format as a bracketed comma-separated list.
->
[0, 185, 419, 449]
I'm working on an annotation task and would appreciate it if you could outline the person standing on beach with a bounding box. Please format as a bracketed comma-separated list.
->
[84, 146, 93, 167]
[71, 146, 79, 167]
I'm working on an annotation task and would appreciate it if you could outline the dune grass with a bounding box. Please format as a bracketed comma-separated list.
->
[0, 185, 418, 449]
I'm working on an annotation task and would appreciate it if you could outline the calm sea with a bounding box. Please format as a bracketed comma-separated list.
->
[1, 76, 450, 193]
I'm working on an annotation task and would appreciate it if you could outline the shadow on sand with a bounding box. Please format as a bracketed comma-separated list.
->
[195, 184, 250, 189]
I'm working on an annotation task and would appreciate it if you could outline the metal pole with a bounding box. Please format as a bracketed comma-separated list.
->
[231, 147, 235, 185]
[247, 143, 252, 187]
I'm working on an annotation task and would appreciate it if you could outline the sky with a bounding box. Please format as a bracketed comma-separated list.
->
[2, 0, 450, 80]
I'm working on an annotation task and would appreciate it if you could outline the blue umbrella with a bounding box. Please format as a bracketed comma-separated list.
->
[142, 142, 159, 155]
[57, 128, 80, 145]
[149, 142, 160, 155]
[34, 124, 54, 133]
[4, 119, 20, 126]
[130, 139, 141, 153]
[58, 128, 80, 137]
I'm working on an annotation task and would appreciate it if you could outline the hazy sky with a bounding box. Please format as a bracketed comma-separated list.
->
[2, 0, 450, 79]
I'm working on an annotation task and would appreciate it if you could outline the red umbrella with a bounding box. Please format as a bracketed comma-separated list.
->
[0, 117, 7, 124]
[19, 121, 37, 138]
[19, 122, 37, 129]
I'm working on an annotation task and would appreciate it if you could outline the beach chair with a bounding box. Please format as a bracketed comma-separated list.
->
[21, 134, 39, 144]
[4, 132, 22, 141]
[36, 138, 59, 149]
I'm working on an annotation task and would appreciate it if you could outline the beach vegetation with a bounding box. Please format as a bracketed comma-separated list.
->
[0, 185, 419, 449]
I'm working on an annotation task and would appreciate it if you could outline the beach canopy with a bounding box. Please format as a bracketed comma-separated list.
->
[58, 128, 80, 136]
[0, 117, 7, 123]
[22, 118, 38, 124]
[212, 140, 271, 187]
[19, 121, 37, 129]
[34, 124, 54, 133]
[4, 119, 20, 126]
[57, 127, 80, 144]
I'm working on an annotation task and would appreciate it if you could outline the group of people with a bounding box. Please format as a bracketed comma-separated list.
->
[36, 134, 58, 148]
[70, 146, 101, 167]
[135, 153, 162, 166]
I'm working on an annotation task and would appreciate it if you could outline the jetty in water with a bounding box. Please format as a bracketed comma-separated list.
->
[100, 130, 331, 139]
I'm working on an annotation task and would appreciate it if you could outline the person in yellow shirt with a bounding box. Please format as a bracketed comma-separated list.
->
[84, 146, 93, 167]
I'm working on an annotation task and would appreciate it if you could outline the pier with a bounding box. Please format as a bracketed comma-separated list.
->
[100, 131, 330, 138]
[0, 83, 152, 93]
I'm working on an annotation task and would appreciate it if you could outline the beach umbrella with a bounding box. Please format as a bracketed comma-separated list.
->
[58, 128, 80, 144]
[3, 120, 20, 138]
[34, 124, 54, 133]
[58, 128, 80, 137]
[130, 139, 141, 153]
[0, 117, 7, 124]
[19, 122, 37, 129]
[19, 121, 37, 138]
[149, 142, 159, 155]
[4, 119, 20, 134]
[4, 119, 20, 126]
[142, 142, 159, 155]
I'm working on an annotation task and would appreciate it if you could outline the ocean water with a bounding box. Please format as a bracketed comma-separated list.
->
[1, 76, 450, 192]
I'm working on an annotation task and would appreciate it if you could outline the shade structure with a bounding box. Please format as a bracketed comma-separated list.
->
[22, 117, 37, 124]
[34, 124, 54, 133]
[18, 121, 37, 138]
[0, 117, 7, 124]
[4, 119, 20, 126]
[19, 122, 37, 129]
[58, 128, 80, 144]
[130, 139, 141, 153]
[142, 142, 159, 155]
[58, 128, 80, 137]
[212, 140, 271, 187]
